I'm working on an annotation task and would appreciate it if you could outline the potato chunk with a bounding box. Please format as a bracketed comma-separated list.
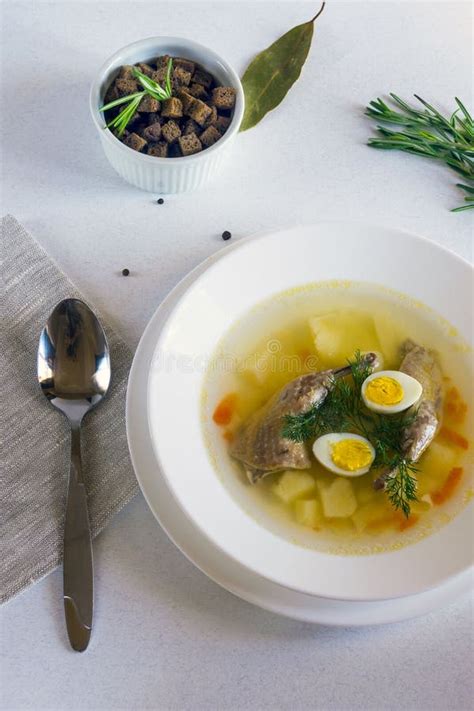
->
[309, 310, 380, 367]
[272, 471, 316, 504]
[372, 312, 402, 367]
[417, 441, 458, 495]
[294, 499, 323, 528]
[320, 477, 357, 518]
[352, 500, 390, 532]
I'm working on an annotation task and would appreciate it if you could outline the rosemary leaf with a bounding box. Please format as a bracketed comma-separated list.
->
[100, 91, 144, 112]
[165, 57, 173, 97]
[366, 94, 474, 212]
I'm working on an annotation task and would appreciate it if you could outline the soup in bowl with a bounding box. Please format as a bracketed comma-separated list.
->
[147, 223, 473, 600]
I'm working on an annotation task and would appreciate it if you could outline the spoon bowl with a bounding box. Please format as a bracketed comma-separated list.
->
[38, 298, 111, 651]
[38, 299, 111, 422]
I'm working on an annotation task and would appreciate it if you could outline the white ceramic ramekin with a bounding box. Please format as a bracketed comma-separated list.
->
[90, 37, 245, 194]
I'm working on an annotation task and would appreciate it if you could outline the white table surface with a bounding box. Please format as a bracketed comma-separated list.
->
[1, 1, 473, 709]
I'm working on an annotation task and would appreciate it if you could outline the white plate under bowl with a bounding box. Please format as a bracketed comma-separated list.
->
[126, 236, 472, 625]
[147, 223, 473, 602]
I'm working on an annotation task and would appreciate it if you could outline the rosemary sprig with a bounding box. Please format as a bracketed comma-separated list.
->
[99, 58, 174, 137]
[132, 62, 173, 101]
[105, 93, 144, 137]
[366, 94, 474, 212]
[282, 352, 419, 516]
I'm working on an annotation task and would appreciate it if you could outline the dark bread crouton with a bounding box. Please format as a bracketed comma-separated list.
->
[156, 55, 171, 69]
[203, 105, 218, 127]
[147, 141, 168, 157]
[172, 65, 192, 87]
[161, 97, 183, 119]
[116, 78, 139, 96]
[161, 120, 182, 144]
[214, 114, 232, 134]
[176, 89, 194, 113]
[188, 83, 208, 100]
[192, 68, 213, 89]
[142, 122, 162, 141]
[188, 98, 213, 126]
[183, 118, 202, 136]
[151, 68, 167, 85]
[138, 95, 160, 112]
[200, 125, 221, 147]
[124, 132, 147, 152]
[147, 111, 162, 125]
[136, 62, 154, 77]
[211, 87, 236, 110]
[174, 57, 195, 74]
[118, 65, 135, 80]
[104, 82, 119, 104]
[178, 133, 202, 156]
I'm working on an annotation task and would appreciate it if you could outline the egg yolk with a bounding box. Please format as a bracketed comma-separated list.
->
[365, 376, 404, 406]
[330, 439, 373, 472]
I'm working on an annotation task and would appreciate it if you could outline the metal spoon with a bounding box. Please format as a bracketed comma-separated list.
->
[37, 298, 111, 652]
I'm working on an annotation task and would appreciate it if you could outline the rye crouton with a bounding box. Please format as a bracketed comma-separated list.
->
[136, 62, 154, 77]
[124, 132, 147, 152]
[215, 114, 232, 134]
[176, 89, 195, 114]
[118, 65, 135, 80]
[188, 98, 213, 126]
[203, 105, 218, 127]
[183, 118, 202, 136]
[174, 57, 196, 74]
[147, 111, 162, 125]
[138, 95, 160, 113]
[161, 120, 182, 144]
[199, 125, 221, 147]
[116, 78, 139, 96]
[188, 83, 208, 100]
[172, 65, 192, 87]
[142, 122, 162, 141]
[192, 68, 213, 89]
[211, 87, 236, 110]
[161, 97, 183, 119]
[178, 133, 202, 156]
[147, 141, 168, 157]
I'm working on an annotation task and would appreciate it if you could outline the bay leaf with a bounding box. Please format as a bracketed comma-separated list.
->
[240, 3, 325, 132]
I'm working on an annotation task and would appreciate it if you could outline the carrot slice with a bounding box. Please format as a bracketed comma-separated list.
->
[212, 393, 238, 426]
[432, 467, 464, 505]
[446, 386, 461, 402]
[445, 400, 468, 424]
[439, 427, 469, 450]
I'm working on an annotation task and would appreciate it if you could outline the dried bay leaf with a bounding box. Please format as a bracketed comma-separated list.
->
[240, 3, 325, 131]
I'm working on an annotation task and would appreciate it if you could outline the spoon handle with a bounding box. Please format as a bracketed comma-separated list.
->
[63, 426, 93, 652]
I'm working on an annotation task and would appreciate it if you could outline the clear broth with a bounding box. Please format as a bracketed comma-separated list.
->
[202, 281, 473, 555]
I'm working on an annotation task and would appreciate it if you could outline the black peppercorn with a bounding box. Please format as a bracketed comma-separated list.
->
[222, 230, 232, 241]
[157, 198, 164, 204]
[122, 268, 130, 276]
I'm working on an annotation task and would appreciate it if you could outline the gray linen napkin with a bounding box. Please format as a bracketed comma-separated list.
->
[1, 215, 138, 604]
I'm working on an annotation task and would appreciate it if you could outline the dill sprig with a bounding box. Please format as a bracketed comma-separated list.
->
[366, 94, 474, 212]
[282, 352, 419, 516]
[282, 352, 372, 442]
[385, 460, 419, 518]
[100, 59, 174, 137]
